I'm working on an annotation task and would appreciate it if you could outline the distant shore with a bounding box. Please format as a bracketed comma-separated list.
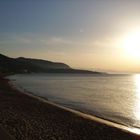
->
[0, 76, 139, 140]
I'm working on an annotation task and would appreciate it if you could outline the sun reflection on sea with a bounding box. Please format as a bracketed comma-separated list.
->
[133, 74, 140, 120]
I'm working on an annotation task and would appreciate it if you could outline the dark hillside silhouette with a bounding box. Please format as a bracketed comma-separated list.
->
[0, 53, 101, 74]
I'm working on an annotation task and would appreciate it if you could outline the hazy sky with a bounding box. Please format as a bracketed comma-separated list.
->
[1, 0, 140, 73]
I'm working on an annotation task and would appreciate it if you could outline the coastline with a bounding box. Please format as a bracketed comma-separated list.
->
[9, 76, 140, 135]
[0, 76, 139, 140]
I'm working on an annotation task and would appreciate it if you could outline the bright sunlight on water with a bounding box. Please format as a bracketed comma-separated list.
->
[9, 74, 140, 131]
[134, 74, 140, 121]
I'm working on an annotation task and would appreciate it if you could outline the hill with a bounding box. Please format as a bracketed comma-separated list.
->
[0, 53, 101, 74]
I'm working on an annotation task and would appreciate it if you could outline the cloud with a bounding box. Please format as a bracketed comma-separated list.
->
[39, 37, 72, 46]
[0, 32, 120, 56]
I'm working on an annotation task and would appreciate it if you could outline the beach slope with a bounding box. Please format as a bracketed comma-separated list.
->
[0, 76, 139, 140]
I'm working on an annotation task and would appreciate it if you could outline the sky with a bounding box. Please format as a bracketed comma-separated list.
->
[0, 0, 140, 73]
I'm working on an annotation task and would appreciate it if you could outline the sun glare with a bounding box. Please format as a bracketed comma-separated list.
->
[122, 28, 140, 59]
[134, 74, 140, 120]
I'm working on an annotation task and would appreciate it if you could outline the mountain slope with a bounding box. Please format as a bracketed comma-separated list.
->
[16, 57, 70, 70]
[0, 53, 101, 74]
[0, 54, 70, 73]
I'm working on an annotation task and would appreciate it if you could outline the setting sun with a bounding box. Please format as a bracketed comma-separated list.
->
[122, 28, 140, 59]
[1, 1, 140, 139]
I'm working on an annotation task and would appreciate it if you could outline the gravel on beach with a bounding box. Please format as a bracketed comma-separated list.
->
[0, 76, 139, 140]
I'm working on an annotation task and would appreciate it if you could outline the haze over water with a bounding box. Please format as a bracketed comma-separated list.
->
[1, 1, 140, 73]
[9, 74, 140, 129]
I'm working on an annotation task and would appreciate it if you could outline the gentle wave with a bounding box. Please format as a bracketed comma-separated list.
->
[9, 73, 140, 129]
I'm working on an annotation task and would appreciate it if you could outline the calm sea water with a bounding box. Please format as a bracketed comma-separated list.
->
[9, 74, 140, 129]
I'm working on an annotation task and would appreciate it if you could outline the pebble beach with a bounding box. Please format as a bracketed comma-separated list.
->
[0, 76, 139, 140]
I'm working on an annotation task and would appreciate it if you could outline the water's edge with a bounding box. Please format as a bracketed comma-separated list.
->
[8, 78, 140, 136]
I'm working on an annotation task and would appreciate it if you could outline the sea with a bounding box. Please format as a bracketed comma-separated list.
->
[9, 73, 140, 130]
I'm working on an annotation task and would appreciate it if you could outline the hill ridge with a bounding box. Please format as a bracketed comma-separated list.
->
[0, 53, 101, 74]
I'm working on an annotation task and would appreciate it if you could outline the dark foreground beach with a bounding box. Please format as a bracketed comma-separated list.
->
[0, 76, 139, 140]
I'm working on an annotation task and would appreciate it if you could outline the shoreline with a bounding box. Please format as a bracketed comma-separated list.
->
[0, 76, 139, 139]
[9, 77, 140, 135]
[9, 75, 140, 135]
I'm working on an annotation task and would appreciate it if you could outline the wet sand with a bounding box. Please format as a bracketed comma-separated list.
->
[0, 76, 139, 140]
